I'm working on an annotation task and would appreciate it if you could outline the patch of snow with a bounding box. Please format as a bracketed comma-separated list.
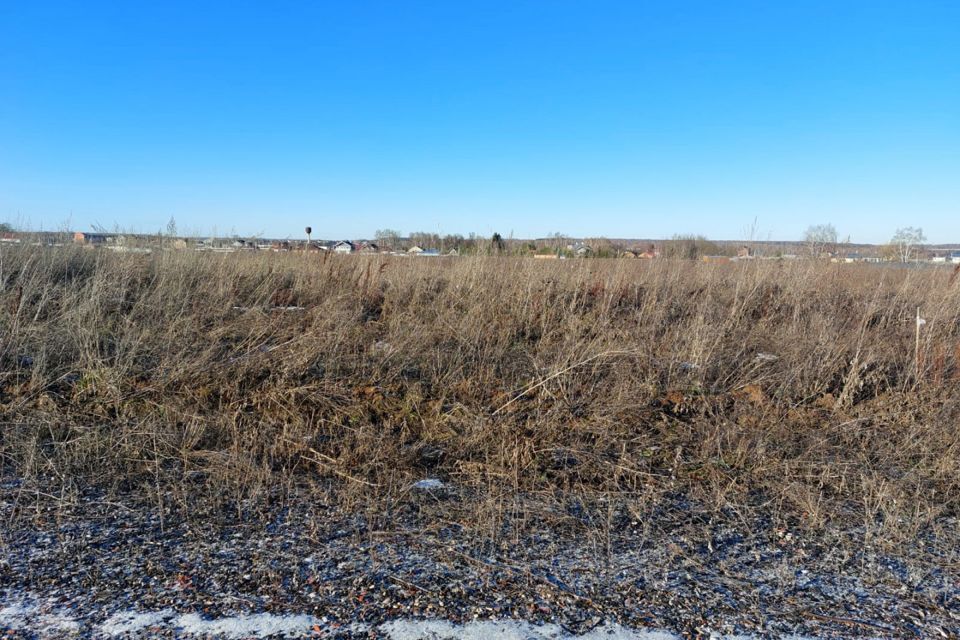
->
[100, 609, 176, 635]
[0, 600, 81, 635]
[174, 612, 320, 638]
[380, 619, 679, 640]
[0, 596, 843, 640]
[38, 611, 81, 633]
[0, 602, 32, 628]
[411, 478, 445, 490]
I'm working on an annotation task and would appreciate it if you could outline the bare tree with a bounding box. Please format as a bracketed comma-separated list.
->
[890, 227, 926, 263]
[491, 232, 505, 255]
[375, 228, 401, 250]
[409, 231, 439, 250]
[803, 224, 837, 258]
[662, 234, 721, 260]
[549, 231, 568, 255]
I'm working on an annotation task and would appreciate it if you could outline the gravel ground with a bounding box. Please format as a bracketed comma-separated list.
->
[0, 477, 957, 639]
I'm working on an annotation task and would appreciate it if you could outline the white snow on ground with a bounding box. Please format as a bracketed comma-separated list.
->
[0, 599, 82, 635]
[0, 602, 32, 628]
[175, 612, 321, 638]
[380, 619, 678, 639]
[378, 620, 828, 640]
[100, 609, 176, 635]
[0, 595, 842, 639]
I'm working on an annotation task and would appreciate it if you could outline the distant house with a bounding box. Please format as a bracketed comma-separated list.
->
[271, 241, 292, 251]
[0, 232, 21, 244]
[950, 251, 960, 264]
[844, 252, 865, 263]
[421, 249, 441, 257]
[736, 246, 754, 259]
[623, 244, 659, 258]
[702, 255, 731, 264]
[638, 245, 659, 259]
[623, 245, 660, 259]
[407, 246, 424, 255]
[73, 232, 112, 246]
[356, 242, 379, 254]
[332, 241, 355, 254]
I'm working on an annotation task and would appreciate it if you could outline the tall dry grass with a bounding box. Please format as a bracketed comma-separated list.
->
[1, 245, 958, 540]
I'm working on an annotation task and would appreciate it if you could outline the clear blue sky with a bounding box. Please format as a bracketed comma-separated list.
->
[1, 1, 958, 243]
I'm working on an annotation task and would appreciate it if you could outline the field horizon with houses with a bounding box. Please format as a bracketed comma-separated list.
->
[5, 222, 960, 265]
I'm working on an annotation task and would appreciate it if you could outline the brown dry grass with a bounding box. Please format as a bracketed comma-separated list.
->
[1, 246, 958, 540]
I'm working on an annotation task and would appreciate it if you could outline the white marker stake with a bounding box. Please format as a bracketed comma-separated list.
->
[915, 307, 925, 379]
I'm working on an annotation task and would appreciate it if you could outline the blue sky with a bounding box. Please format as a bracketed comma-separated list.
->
[1, 1, 958, 243]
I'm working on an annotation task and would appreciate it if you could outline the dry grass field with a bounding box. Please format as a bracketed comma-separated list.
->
[1, 246, 958, 544]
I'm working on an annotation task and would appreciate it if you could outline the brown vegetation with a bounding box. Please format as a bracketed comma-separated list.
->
[1, 246, 958, 541]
